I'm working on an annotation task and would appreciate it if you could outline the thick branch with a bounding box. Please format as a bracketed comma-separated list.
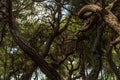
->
[7, 0, 61, 80]
[78, 4, 102, 19]
[104, 11, 120, 35]
[78, 3, 120, 79]
[78, 4, 120, 35]
[42, 31, 58, 58]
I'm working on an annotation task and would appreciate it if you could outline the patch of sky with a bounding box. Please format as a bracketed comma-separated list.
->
[31, 68, 46, 80]
[7, 47, 18, 54]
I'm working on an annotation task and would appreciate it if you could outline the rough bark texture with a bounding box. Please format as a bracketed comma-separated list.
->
[78, 1, 120, 79]
[78, 4, 120, 35]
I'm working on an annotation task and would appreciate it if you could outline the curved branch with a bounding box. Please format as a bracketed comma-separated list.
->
[7, 0, 61, 80]
[104, 11, 120, 35]
[78, 2, 120, 79]
[78, 4, 120, 35]
[80, 16, 99, 32]
[78, 4, 102, 19]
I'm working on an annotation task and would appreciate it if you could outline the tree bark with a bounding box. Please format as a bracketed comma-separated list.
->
[78, 4, 120, 35]
[7, 0, 61, 80]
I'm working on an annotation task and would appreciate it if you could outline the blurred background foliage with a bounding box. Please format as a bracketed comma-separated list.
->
[0, 0, 120, 80]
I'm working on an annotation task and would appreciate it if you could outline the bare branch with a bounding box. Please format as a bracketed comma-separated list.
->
[78, 4, 120, 35]
[78, 4, 102, 19]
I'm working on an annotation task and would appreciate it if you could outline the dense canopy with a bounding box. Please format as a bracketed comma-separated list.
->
[0, 0, 120, 80]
